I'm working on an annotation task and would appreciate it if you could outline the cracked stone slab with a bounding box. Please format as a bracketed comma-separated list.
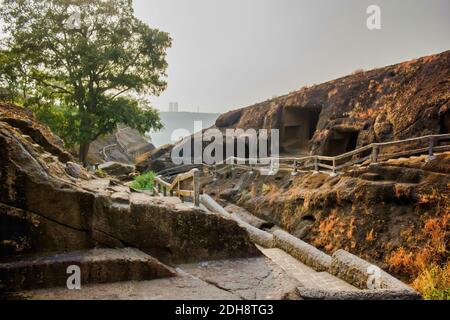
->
[10, 275, 241, 300]
[178, 257, 302, 300]
[0, 248, 176, 291]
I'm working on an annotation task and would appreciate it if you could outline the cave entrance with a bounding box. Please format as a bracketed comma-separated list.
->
[440, 111, 450, 134]
[282, 107, 321, 154]
[323, 130, 360, 157]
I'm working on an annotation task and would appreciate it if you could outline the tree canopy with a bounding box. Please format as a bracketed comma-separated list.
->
[0, 0, 170, 164]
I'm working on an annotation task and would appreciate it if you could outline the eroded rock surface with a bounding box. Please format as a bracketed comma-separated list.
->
[0, 103, 258, 270]
[214, 51, 450, 155]
[203, 152, 450, 285]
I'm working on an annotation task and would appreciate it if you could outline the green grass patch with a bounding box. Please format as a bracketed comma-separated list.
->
[131, 171, 156, 191]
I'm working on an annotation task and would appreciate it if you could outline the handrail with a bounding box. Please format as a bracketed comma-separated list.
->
[153, 168, 200, 206]
[212, 133, 450, 165]
[152, 133, 450, 205]
[101, 143, 117, 161]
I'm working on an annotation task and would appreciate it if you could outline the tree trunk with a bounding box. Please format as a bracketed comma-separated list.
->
[79, 142, 91, 167]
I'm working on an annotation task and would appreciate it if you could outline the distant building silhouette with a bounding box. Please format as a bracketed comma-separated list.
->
[169, 102, 179, 112]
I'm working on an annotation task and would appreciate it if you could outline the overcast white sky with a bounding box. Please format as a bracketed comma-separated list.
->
[133, 0, 449, 113]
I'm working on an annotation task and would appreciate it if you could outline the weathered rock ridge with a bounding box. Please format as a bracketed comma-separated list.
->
[88, 125, 155, 165]
[215, 51, 450, 155]
[204, 152, 449, 287]
[0, 103, 258, 266]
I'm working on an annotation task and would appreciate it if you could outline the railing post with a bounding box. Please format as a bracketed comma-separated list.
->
[428, 137, 436, 162]
[157, 182, 161, 194]
[153, 181, 157, 196]
[291, 160, 298, 176]
[314, 157, 319, 174]
[269, 159, 275, 176]
[231, 163, 236, 179]
[371, 145, 379, 165]
[178, 180, 183, 202]
[192, 169, 200, 207]
[330, 159, 337, 177]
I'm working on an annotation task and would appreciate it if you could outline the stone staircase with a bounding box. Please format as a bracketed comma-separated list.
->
[186, 195, 422, 299]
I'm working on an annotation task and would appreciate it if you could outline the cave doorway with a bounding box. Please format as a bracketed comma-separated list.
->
[440, 111, 450, 134]
[323, 130, 360, 157]
[282, 106, 321, 155]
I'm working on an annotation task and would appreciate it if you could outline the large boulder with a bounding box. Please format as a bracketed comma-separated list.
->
[98, 161, 135, 180]
[88, 126, 155, 165]
[135, 143, 175, 173]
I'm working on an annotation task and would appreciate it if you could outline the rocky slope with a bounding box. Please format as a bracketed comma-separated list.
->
[190, 51, 450, 298]
[88, 125, 155, 165]
[216, 51, 450, 155]
[204, 152, 449, 293]
[136, 51, 449, 173]
[0, 103, 258, 268]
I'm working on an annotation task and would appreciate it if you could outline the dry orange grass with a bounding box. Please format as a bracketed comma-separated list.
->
[387, 212, 449, 299]
[412, 262, 450, 300]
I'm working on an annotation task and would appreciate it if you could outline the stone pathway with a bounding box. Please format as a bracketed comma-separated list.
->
[14, 276, 239, 300]
[258, 246, 358, 291]
[178, 256, 301, 300]
[12, 256, 301, 300]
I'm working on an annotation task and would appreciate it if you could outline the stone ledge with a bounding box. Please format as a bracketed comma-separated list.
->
[297, 287, 421, 300]
[273, 230, 332, 272]
[329, 249, 419, 296]
[198, 198, 421, 299]
[0, 248, 176, 291]
[239, 222, 274, 248]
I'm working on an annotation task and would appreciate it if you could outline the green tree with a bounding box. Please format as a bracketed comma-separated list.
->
[0, 0, 169, 165]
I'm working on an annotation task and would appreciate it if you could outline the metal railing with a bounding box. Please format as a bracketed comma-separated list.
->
[153, 133, 450, 205]
[207, 133, 450, 177]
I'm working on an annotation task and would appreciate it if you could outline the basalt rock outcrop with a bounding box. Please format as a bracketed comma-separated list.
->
[204, 152, 450, 288]
[136, 51, 450, 172]
[88, 125, 155, 165]
[135, 143, 175, 173]
[216, 51, 450, 155]
[0, 103, 258, 267]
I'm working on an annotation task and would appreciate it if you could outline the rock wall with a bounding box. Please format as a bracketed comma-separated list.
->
[88, 125, 155, 165]
[0, 103, 258, 263]
[204, 152, 450, 285]
[215, 50, 450, 155]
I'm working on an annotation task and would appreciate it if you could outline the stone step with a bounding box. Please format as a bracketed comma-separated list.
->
[0, 248, 176, 291]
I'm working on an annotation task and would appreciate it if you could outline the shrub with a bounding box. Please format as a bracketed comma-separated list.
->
[387, 211, 449, 300]
[413, 263, 450, 300]
[131, 171, 156, 191]
[95, 168, 107, 178]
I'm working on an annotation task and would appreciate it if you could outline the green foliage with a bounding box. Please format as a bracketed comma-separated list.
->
[425, 288, 450, 300]
[0, 0, 170, 163]
[95, 168, 107, 178]
[414, 264, 450, 300]
[262, 183, 271, 194]
[131, 171, 156, 191]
